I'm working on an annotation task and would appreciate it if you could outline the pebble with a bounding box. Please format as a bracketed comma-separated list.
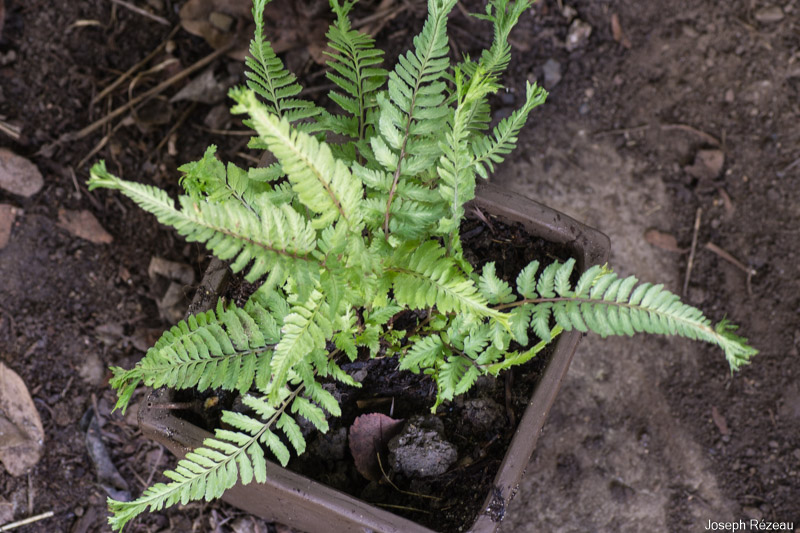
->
[566, 19, 592, 52]
[78, 352, 106, 386]
[724, 88, 735, 103]
[388, 415, 457, 478]
[0, 149, 43, 198]
[542, 59, 562, 88]
[743, 506, 763, 520]
[754, 6, 784, 23]
[792, 449, 800, 461]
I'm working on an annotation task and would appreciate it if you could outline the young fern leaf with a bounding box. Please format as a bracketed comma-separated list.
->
[512, 260, 758, 371]
[245, 0, 320, 129]
[109, 301, 280, 412]
[231, 87, 364, 230]
[380, 0, 457, 233]
[179, 146, 272, 209]
[471, 82, 548, 179]
[322, 0, 389, 140]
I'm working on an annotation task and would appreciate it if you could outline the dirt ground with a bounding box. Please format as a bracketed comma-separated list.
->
[0, 0, 797, 532]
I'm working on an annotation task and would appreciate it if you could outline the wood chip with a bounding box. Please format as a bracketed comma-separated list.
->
[57, 209, 113, 244]
[644, 228, 687, 253]
[0, 362, 45, 477]
[610, 13, 631, 49]
[0, 149, 43, 198]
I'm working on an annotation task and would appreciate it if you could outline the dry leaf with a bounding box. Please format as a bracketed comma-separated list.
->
[348, 413, 404, 481]
[179, 0, 253, 60]
[57, 209, 113, 244]
[610, 13, 632, 49]
[644, 229, 687, 253]
[0, 362, 44, 476]
[0, 148, 44, 198]
[0, 204, 17, 249]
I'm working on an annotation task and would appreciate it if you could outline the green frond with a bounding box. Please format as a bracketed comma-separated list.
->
[109, 302, 280, 412]
[231, 88, 364, 230]
[389, 240, 508, 325]
[89, 164, 320, 287]
[523, 262, 758, 370]
[324, 0, 388, 140]
[471, 82, 548, 179]
[478, 262, 516, 304]
[268, 288, 331, 403]
[245, 0, 320, 123]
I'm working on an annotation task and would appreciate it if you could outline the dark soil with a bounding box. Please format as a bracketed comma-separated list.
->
[0, 0, 797, 532]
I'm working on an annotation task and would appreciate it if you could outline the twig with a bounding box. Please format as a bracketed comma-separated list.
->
[682, 207, 702, 295]
[661, 123, 720, 147]
[593, 124, 650, 137]
[109, 0, 169, 26]
[704, 241, 756, 296]
[144, 445, 165, 487]
[776, 156, 800, 178]
[54, 42, 233, 145]
[0, 119, 21, 141]
[92, 25, 180, 105]
[0, 511, 55, 531]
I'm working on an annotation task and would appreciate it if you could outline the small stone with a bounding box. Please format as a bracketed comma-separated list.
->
[145, 0, 164, 11]
[561, 5, 577, 22]
[542, 59, 562, 89]
[565, 19, 592, 52]
[78, 353, 106, 386]
[724, 88, 735, 102]
[792, 449, 800, 461]
[462, 399, 504, 431]
[754, 6, 784, 23]
[685, 149, 724, 181]
[0, 149, 43, 198]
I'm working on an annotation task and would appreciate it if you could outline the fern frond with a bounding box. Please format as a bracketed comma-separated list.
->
[507, 261, 758, 371]
[245, 0, 320, 125]
[380, 0, 457, 233]
[88, 164, 320, 287]
[109, 301, 280, 412]
[464, 0, 535, 82]
[471, 82, 548, 179]
[231, 88, 364, 230]
[389, 240, 508, 325]
[323, 0, 389, 140]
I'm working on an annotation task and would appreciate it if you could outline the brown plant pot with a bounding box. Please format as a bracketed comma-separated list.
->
[138, 183, 610, 533]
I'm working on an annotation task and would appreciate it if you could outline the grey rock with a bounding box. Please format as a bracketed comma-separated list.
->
[542, 59, 562, 89]
[388, 415, 457, 477]
[0, 149, 43, 198]
[566, 19, 592, 52]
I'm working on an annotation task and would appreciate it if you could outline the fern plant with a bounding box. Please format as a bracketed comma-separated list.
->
[88, 0, 757, 529]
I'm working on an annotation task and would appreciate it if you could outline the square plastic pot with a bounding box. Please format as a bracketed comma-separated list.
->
[138, 182, 610, 533]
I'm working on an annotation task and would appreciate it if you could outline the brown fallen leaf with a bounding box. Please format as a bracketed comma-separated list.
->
[0, 204, 17, 249]
[644, 228, 687, 253]
[711, 406, 730, 436]
[349, 413, 404, 481]
[179, 0, 253, 60]
[57, 209, 113, 244]
[610, 13, 632, 49]
[0, 362, 45, 476]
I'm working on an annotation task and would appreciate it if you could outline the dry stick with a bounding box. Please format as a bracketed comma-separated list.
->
[110, 0, 170, 26]
[0, 511, 55, 532]
[58, 42, 233, 145]
[661, 123, 720, 147]
[704, 241, 757, 297]
[92, 25, 180, 105]
[0, 119, 21, 141]
[682, 207, 702, 296]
